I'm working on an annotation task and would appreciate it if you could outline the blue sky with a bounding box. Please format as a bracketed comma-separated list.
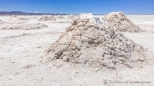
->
[0, 0, 153, 14]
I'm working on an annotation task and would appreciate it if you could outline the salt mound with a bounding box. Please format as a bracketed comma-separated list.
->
[56, 15, 64, 19]
[18, 17, 29, 20]
[10, 15, 18, 19]
[103, 11, 143, 32]
[39, 15, 56, 21]
[46, 13, 145, 69]
[69, 14, 74, 17]
[79, 13, 94, 18]
[68, 14, 76, 19]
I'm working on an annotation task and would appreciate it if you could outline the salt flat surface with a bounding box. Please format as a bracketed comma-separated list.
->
[0, 15, 154, 86]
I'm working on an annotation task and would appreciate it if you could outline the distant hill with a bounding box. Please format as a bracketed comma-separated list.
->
[0, 11, 68, 15]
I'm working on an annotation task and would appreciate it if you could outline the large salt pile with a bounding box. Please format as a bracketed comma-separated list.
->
[46, 13, 145, 69]
[103, 11, 143, 32]
[39, 15, 56, 21]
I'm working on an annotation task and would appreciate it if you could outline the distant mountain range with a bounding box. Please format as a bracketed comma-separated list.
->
[0, 11, 68, 15]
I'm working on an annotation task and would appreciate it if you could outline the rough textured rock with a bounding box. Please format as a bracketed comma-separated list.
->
[103, 11, 143, 32]
[46, 13, 145, 69]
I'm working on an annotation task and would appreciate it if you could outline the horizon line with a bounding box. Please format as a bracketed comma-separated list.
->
[0, 11, 154, 15]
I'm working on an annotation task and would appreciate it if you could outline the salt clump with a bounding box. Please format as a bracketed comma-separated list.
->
[68, 14, 77, 19]
[39, 15, 56, 21]
[18, 17, 29, 20]
[56, 15, 64, 19]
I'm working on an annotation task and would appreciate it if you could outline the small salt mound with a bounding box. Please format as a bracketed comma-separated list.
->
[79, 13, 94, 19]
[56, 15, 64, 19]
[68, 14, 77, 19]
[103, 11, 143, 32]
[18, 17, 29, 20]
[10, 15, 18, 19]
[46, 13, 145, 69]
[39, 15, 56, 21]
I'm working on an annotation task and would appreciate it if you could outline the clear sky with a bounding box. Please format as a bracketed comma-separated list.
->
[0, 0, 153, 14]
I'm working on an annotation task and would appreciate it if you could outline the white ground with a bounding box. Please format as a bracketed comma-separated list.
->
[0, 15, 154, 86]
